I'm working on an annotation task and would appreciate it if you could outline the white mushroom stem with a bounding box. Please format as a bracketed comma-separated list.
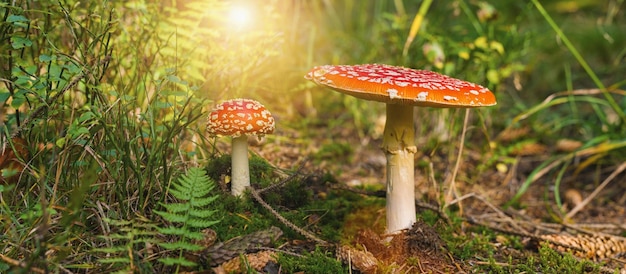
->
[382, 104, 417, 234]
[231, 135, 250, 196]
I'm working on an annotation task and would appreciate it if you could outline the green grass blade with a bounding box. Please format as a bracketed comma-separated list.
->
[530, 0, 626, 123]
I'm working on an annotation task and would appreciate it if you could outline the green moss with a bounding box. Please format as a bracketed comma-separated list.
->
[535, 244, 601, 273]
[420, 209, 443, 226]
[449, 231, 495, 261]
[210, 193, 273, 240]
[274, 186, 367, 242]
[208, 170, 366, 243]
[249, 154, 274, 186]
[313, 142, 353, 163]
[277, 247, 347, 273]
[263, 179, 313, 209]
[508, 235, 525, 250]
[478, 244, 604, 273]
[205, 154, 231, 182]
[460, 229, 607, 273]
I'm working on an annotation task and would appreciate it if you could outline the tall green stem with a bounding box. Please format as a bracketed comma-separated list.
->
[531, 0, 625, 123]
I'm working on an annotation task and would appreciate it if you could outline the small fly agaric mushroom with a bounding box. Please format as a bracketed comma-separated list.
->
[207, 99, 275, 196]
[305, 64, 496, 234]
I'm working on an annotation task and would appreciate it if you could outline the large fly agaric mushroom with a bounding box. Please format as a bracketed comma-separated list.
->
[207, 99, 275, 196]
[305, 64, 496, 234]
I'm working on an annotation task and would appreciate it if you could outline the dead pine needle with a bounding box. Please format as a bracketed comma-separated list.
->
[0, 254, 46, 274]
[445, 108, 471, 214]
[565, 162, 626, 220]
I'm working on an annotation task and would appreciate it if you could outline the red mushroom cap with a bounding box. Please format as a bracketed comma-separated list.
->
[207, 99, 275, 137]
[305, 64, 496, 107]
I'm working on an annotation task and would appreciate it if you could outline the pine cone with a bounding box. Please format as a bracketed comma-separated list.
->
[204, 226, 283, 266]
[336, 245, 378, 273]
[221, 250, 277, 273]
[541, 234, 626, 260]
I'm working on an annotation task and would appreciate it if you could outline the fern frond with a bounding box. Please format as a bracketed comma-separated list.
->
[157, 227, 204, 240]
[154, 167, 220, 270]
[158, 257, 197, 267]
[102, 233, 132, 240]
[185, 218, 220, 229]
[169, 186, 192, 200]
[188, 208, 218, 218]
[153, 210, 189, 223]
[91, 217, 158, 272]
[93, 246, 128, 253]
[158, 241, 203, 251]
[190, 195, 218, 207]
[160, 203, 191, 213]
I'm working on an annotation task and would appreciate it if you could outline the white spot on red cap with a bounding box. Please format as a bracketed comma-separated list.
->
[395, 81, 410, 87]
[416, 91, 428, 101]
[387, 89, 399, 99]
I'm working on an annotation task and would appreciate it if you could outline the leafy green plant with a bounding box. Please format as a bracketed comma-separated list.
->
[153, 167, 220, 271]
[101, 71, 206, 215]
[92, 217, 158, 273]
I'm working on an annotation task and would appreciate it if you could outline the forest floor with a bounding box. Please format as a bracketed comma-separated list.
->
[242, 119, 626, 273]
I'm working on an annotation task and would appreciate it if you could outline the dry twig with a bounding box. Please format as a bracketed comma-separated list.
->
[445, 108, 471, 213]
[565, 162, 626, 220]
[247, 186, 328, 246]
[450, 192, 529, 234]
[257, 160, 307, 194]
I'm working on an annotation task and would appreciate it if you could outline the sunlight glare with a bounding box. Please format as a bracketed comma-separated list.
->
[228, 5, 252, 29]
